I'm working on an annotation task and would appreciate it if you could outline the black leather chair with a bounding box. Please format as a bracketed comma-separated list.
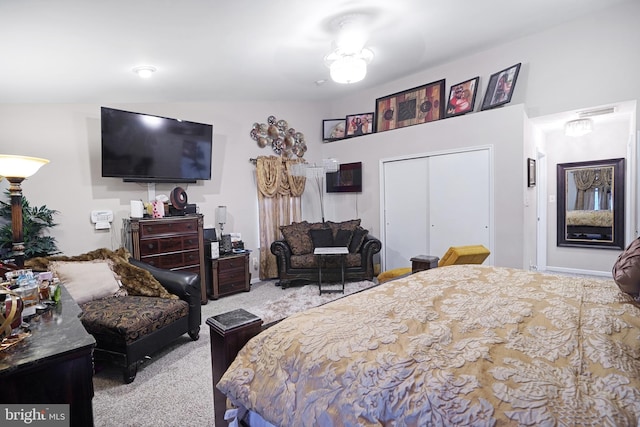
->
[81, 258, 201, 383]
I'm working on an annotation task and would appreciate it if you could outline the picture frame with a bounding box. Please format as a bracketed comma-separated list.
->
[481, 63, 521, 111]
[375, 79, 446, 133]
[322, 118, 346, 142]
[345, 112, 374, 137]
[445, 76, 479, 118]
[527, 158, 536, 187]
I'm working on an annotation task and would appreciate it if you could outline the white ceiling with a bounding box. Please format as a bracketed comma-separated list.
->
[0, 0, 629, 104]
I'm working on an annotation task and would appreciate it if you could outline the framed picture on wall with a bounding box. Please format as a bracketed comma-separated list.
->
[445, 76, 479, 118]
[375, 79, 445, 133]
[527, 158, 536, 187]
[345, 112, 374, 137]
[481, 63, 521, 111]
[322, 118, 346, 142]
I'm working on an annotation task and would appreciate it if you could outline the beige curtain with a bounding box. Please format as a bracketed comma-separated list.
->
[573, 167, 612, 210]
[256, 155, 306, 279]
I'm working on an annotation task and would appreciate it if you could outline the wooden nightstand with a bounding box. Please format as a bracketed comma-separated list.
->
[210, 252, 251, 299]
[410, 255, 440, 273]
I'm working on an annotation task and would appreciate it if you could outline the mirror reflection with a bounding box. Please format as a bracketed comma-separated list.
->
[557, 158, 625, 249]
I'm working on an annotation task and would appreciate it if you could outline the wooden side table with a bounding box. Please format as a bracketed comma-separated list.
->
[410, 255, 440, 273]
[210, 252, 250, 299]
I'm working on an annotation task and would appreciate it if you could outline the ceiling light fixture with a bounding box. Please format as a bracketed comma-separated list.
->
[132, 66, 157, 78]
[324, 17, 374, 84]
[565, 118, 594, 137]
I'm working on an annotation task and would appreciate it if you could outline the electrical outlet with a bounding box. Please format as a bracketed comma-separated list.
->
[252, 257, 258, 270]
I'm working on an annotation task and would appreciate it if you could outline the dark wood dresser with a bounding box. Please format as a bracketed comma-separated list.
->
[0, 286, 96, 427]
[129, 214, 207, 304]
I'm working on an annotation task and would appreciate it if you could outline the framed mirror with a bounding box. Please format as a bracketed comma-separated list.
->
[557, 158, 625, 249]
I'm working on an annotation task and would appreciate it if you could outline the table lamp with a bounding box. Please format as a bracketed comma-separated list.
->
[0, 154, 49, 268]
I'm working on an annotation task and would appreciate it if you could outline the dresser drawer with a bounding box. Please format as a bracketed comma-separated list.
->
[218, 255, 247, 270]
[139, 235, 200, 256]
[219, 279, 248, 296]
[141, 250, 201, 270]
[139, 218, 198, 237]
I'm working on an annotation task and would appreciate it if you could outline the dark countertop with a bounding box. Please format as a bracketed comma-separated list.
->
[0, 285, 95, 376]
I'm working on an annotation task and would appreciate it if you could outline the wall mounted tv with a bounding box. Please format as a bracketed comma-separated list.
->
[101, 107, 213, 183]
[326, 162, 362, 193]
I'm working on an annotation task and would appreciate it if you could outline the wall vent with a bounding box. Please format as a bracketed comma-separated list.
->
[578, 107, 616, 118]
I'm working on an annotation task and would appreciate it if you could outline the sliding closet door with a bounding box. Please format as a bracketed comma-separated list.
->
[382, 148, 491, 271]
[428, 149, 491, 259]
[382, 157, 429, 270]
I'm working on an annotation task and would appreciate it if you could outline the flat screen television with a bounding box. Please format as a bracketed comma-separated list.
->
[326, 162, 362, 193]
[101, 107, 213, 183]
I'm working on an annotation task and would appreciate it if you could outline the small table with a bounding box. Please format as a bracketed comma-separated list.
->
[314, 247, 349, 295]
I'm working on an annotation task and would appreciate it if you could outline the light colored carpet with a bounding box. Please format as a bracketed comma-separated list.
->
[92, 279, 377, 427]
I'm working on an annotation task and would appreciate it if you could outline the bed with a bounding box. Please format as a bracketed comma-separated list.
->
[566, 209, 613, 238]
[215, 265, 640, 426]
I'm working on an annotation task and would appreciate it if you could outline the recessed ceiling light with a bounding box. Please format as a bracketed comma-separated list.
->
[132, 66, 157, 78]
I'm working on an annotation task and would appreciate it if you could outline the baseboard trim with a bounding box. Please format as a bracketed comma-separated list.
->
[543, 266, 612, 278]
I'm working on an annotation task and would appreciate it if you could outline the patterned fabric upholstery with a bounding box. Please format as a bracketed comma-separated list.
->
[290, 253, 361, 269]
[80, 295, 189, 345]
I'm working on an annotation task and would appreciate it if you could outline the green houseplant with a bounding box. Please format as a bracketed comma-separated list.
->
[0, 190, 60, 260]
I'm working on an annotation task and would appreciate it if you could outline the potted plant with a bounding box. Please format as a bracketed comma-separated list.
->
[0, 190, 60, 260]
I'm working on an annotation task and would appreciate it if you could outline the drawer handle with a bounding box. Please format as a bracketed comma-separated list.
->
[186, 239, 194, 245]
[147, 243, 155, 249]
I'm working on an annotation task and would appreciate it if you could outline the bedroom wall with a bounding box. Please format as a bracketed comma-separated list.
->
[321, 0, 640, 273]
[0, 102, 328, 261]
[0, 1, 637, 275]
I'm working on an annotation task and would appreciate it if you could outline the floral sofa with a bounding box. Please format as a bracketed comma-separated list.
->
[26, 248, 201, 383]
[271, 219, 381, 288]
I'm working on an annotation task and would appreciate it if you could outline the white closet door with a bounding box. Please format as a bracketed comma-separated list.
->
[382, 157, 429, 270]
[428, 149, 491, 259]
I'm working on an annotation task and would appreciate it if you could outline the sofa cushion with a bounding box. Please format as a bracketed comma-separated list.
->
[326, 219, 361, 239]
[290, 253, 362, 269]
[334, 229, 353, 247]
[49, 260, 127, 304]
[310, 228, 334, 248]
[80, 295, 189, 345]
[280, 221, 313, 255]
[349, 227, 368, 253]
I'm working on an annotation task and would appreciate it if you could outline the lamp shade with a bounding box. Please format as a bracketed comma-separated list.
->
[216, 205, 227, 224]
[0, 155, 49, 178]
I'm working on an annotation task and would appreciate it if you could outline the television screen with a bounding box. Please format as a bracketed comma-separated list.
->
[101, 107, 213, 183]
[326, 162, 362, 193]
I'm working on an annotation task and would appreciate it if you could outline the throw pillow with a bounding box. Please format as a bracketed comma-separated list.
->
[280, 221, 313, 255]
[49, 260, 127, 304]
[26, 247, 176, 299]
[333, 229, 353, 247]
[349, 227, 369, 253]
[310, 228, 334, 248]
[612, 237, 640, 295]
[326, 219, 361, 239]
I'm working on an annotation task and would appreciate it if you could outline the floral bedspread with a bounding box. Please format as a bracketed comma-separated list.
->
[566, 209, 613, 227]
[217, 265, 640, 426]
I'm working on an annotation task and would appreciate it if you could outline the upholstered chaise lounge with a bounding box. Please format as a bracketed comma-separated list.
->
[271, 219, 382, 287]
[26, 248, 202, 383]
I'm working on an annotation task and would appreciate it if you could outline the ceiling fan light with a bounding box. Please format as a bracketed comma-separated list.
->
[132, 66, 157, 78]
[565, 118, 594, 137]
[330, 56, 367, 84]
